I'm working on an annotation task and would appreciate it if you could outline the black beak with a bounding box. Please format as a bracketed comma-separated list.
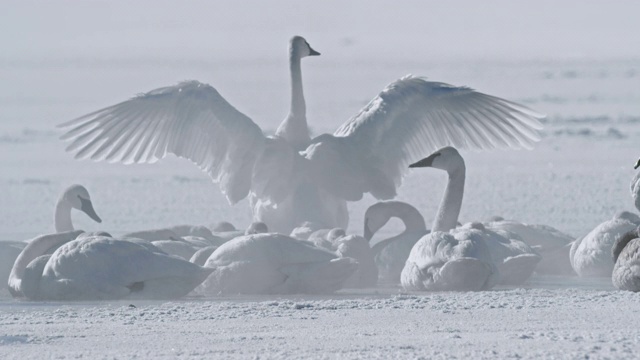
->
[635, 158, 640, 169]
[409, 153, 441, 168]
[309, 47, 321, 56]
[79, 197, 102, 223]
[364, 218, 372, 242]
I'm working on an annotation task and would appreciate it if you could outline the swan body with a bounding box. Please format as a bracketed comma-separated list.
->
[10, 233, 212, 300]
[612, 226, 640, 291]
[363, 201, 428, 284]
[201, 233, 358, 295]
[401, 230, 498, 291]
[304, 229, 377, 288]
[570, 211, 640, 277]
[59, 36, 543, 234]
[189, 246, 219, 266]
[484, 217, 575, 276]
[631, 171, 640, 212]
[458, 222, 541, 285]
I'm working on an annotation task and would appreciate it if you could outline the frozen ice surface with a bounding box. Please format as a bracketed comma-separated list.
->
[2, 0, 640, 357]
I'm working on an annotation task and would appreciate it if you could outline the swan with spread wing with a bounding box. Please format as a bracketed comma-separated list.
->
[59, 36, 544, 233]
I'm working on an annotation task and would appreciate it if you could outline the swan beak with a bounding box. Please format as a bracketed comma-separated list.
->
[309, 47, 321, 56]
[79, 197, 102, 223]
[634, 158, 640, 169]
[409, 153, 441, 168]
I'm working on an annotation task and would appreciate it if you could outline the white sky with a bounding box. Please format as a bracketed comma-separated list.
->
[2, 0, 639, 62]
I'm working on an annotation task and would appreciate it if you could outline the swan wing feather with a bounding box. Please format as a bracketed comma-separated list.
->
[314, 76, 543, 200]
[58, 81, 266, 203]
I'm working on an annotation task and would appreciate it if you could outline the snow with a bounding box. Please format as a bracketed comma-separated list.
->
[2, 0, 640, 358]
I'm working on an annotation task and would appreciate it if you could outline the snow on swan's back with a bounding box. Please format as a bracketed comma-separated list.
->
[201, 233, 358, 295]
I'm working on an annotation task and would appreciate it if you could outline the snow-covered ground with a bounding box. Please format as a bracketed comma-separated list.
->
[2, 1, 640, 358]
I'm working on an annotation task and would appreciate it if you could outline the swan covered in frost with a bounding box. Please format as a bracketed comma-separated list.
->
[363, 201, 428, 284]
[58, 36, 543, 233]
[8, 232, 212, 300]
[200, 233, 358, 295]
[570, 211, 640, 277]
[484, 216, 575, 276]
[612, 226, 640, 291]
[401, 147, 539, 291]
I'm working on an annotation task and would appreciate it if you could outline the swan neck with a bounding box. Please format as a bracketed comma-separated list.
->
[54, 198, 73, 233]
[370, 202, 426, 257]
[432, 166, 465, 232]
[289, 52, 306, 118]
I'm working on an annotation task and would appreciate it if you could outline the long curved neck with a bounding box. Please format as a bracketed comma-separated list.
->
[275, 50, 311, 150]
[8, 230, 82, 297]
[371, 202, 427, 256]
[54, 198, 73, 232]
[432, 166, 465, 232]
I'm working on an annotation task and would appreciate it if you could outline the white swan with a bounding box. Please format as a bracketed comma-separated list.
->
[58, 36, 544, 234]
[401, 147, 539, 291]
[302, 229, 377, 288]
[631, 171, 640, 212]
[9, 232, 212, 300]
[457, 222, 541, 285]
[1, 184, 102, 292]
[570, 211, 640, 277]
[200, 233, 358, 295]
[484, 217, 575, 276]
[363, 201, 428, 284]
[612, 226, 640, 291]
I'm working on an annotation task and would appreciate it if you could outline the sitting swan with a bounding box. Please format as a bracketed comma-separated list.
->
[612, 226, 640, 291]
[2, 184, 102, 292]
[483, 217, 575, 276]
[59, 36, 543, 234]
[9, 232, 213, 300]
[401, 147, 539, 291]
[200, 233, 358, 295]
[363, 201, 428, 284]
[570, 211, 640, 277]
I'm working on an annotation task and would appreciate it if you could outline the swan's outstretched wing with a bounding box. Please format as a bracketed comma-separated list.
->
[58, 81, 266, 203]
[306, 75, 544, 200]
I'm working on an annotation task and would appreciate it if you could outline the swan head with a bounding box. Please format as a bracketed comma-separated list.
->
[61, 184, 102, 223]
[409, 146, 465, 173]
[290, 36, 320, 58]
[634, 158, 640, 169]
[363, 203, 393, 241]
[245, 222, 269, 235]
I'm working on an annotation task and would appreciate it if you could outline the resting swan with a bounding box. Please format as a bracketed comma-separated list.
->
[401, 147, 539, 291]
[363, 201, 428, 284]
[59, 36, 544, 234]
[612, 226, 640, 291]
[9, 232, 213, 300]
[570, 211, 640, 277]
[200, 233, 358, 295]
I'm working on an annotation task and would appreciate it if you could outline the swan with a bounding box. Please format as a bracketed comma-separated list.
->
[401, 147, 539, 291]
[571, 211, 640, 277]
[457, 222, 541, 285]
[58, 36, 544, 234]
[9, 232, 213, 300]
[302, 228, 377, 288]
[200, 233, 358, 295]
[484, 217, 575, 276]
[363, 201, 428, 284]
[612, 226, 640, 291]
